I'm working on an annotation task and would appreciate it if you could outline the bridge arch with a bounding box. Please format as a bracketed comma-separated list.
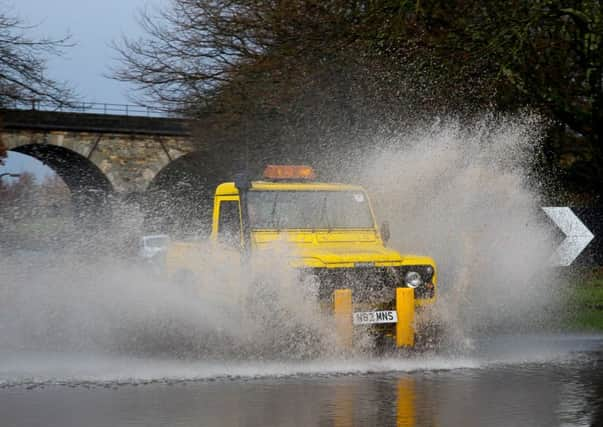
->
[10, 144, 113, 218]
[144, 149, 246, 237]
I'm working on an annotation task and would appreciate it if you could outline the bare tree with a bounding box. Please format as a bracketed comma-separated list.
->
[112, 1, 388, 111]
[0, 7, 73, 107]
[113, 1, 492, 125]
[113, 0, 490, 184]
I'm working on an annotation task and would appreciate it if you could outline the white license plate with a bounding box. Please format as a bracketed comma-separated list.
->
[352, 310, 398, 325]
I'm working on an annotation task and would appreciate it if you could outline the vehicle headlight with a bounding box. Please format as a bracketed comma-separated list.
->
[404, 271, 423, 289]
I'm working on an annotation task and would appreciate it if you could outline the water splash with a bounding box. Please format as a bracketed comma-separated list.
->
[0, 243, 338, 360]
[0, 113, 567, 383]
[356, 114, 560, 339]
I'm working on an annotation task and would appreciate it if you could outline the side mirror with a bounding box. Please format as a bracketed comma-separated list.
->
[380, 221, 391, 243]
[139, 234, 170, 259]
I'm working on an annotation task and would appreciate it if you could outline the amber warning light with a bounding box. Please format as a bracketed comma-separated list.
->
[263, 165, 316, 180]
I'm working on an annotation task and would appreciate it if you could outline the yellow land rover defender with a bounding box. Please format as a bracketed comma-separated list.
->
[164, 165, 437, 349]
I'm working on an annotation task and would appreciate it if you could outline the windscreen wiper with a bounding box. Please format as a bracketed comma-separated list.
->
[320, 194, 331, 232]
[270, 192, 280, 230]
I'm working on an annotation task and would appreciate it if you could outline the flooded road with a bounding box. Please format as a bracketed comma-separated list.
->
[1, 334, 602, 426]
[1, 114, 580, 425]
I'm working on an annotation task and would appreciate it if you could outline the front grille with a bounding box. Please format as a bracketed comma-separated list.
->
[307, 266, 434, 304]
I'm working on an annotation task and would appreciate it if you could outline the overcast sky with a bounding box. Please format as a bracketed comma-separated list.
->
[16, 0, 162, 105]
[2, 0, 164, 179]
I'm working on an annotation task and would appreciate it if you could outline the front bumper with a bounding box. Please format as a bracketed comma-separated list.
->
[305, 265, 436, 305]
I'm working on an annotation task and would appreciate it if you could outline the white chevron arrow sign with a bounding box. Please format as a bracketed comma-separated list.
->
[542, 207, 595, 267]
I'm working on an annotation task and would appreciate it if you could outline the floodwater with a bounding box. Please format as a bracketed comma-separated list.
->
[1, 334, 602, 427]
[0, 116, 597, 426]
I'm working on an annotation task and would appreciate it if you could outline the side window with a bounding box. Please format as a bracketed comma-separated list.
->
[217, 200, 241, 247]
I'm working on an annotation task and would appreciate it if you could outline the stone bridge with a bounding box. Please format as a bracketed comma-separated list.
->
[1, 108, 196, 196]
[0, 108, 236, 234]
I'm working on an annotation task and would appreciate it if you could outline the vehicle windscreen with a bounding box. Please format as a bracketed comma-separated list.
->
[247, 190, 374, 230]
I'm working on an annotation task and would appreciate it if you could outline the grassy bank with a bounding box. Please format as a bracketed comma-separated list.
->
[567, 273, 603, 331]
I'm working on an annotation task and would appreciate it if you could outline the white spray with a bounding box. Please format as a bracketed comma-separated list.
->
[356, 114, 560, 338]
[0, 113, 565, 383]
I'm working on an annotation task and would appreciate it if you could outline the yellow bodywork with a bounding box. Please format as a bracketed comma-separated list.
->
[164, 178, 438, 349]
[206, 181, 437, 306]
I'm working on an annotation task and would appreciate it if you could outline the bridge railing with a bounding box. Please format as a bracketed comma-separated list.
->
[7, 100, 171, 118]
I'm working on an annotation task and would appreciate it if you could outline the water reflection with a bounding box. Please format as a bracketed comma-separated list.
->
[396, 378, 417, 427]
[325, 355, 603, 426]
[330, 378, 419, 427]
[1, 341, 602, 427]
